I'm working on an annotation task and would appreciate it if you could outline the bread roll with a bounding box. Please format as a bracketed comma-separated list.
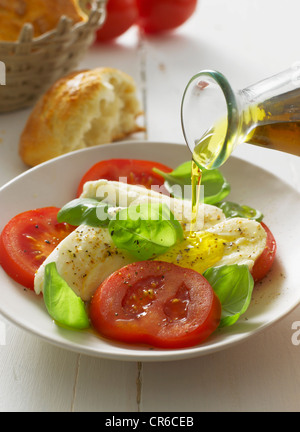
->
[19, 68, 145, 166]
[0, 0, 87, 42]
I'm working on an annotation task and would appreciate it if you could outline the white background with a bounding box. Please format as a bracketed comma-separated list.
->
[0, 0, 300, 412]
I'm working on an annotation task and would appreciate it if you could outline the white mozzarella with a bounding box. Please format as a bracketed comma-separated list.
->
[34, 225, 135, 301]
[206, 217, 267, 269]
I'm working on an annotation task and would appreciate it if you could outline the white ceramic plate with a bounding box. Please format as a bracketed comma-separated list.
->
[0, 141, 299, 362]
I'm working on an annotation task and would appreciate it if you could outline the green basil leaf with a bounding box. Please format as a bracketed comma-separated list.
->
[217, 201, 264, 222]
[109, 203, 184, 260]
[159, 160, 191, 180]
[203, 264, 254, 328]
[153, 161, 231, 205]
[43, 262, 90, 330]
[200, 168, 231, 205]
[57, 198, 110, 227]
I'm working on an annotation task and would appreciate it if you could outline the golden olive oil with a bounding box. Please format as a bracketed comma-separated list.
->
[190, 159, 202, 236]
[192, 119, 229, 169]
[249, 86, 300, 156]
[247, 122, 300, 156]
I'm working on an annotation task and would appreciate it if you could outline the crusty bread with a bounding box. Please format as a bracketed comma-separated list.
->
[0, 0, 87, 42]
[19, 68, 144, 166]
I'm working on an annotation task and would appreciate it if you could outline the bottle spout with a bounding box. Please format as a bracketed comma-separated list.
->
[181, 70, 241, 169]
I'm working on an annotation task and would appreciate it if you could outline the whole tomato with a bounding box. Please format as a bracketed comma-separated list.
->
[95, 0, 138, 42]
[136, 0, 198, 34]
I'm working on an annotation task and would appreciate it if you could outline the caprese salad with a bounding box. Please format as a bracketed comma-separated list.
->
[0, 159, 276, 349]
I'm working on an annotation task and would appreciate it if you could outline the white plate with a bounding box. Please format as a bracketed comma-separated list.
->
[0, 141, 299, 362]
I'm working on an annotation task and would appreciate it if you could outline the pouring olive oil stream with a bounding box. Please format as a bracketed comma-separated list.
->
[182, 67, 300, 234]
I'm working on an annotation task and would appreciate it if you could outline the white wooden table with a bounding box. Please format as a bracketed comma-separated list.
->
[1, 0, 300, 412]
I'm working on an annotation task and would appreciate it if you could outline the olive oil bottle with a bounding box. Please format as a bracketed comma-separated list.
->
[182, 67, 300, 170]
[183, 67, 300, 232]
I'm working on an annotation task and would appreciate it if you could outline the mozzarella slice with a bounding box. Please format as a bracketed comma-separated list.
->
[34, 225, 135, 302]
[206, 217, 267, 269]
[81, 180, 226, 231]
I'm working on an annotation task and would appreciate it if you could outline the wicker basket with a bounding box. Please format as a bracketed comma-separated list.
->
[0, 0, 107, 113]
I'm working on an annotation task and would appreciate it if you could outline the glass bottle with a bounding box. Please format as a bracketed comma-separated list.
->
[181, 66, 300, 169]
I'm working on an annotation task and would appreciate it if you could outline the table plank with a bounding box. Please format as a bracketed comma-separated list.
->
[72, 357, 139, 412]
[0, 317, 79, 412]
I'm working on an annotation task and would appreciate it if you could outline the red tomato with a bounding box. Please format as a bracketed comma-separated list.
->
[95, 0, 138, 42]
[76, 158, 172, 197]
[251, 222, 277, 283]
[90, 261, 221, 349]
[136, 0, 198, 34]
[0, 207, 76, 290]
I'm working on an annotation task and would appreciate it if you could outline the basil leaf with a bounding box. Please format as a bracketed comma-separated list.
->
[109, 203, 184, 260]
[57, 198, 110, 227]
[203, 264, 254, 328]
[158, 160, 191, 181]
[153, 162, 193, 200]
[153, 161, 231, 205]
[200, 168, 231, 205]
[217, 201, 264, 222]
[43, 262, 90, 330]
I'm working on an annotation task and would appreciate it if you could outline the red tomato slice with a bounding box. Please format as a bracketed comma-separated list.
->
[251, 222, 277, 283]
[136, 0, 198, 34]
[0, 207, 76, 290]
[90, 261, 221, 349]
[76, 159, 172, 197]
[95, 0, 138, 42]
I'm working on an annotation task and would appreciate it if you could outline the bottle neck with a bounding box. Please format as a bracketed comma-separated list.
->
[238, 67, 300, 131]
[236, 67, 300, 156]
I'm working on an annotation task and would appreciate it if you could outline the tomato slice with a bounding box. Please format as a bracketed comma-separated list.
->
[90, 261, 221, 349]
[251, 222, 277, 283]
[76, 159, 172, 197]
[0, 207, 76, 290]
